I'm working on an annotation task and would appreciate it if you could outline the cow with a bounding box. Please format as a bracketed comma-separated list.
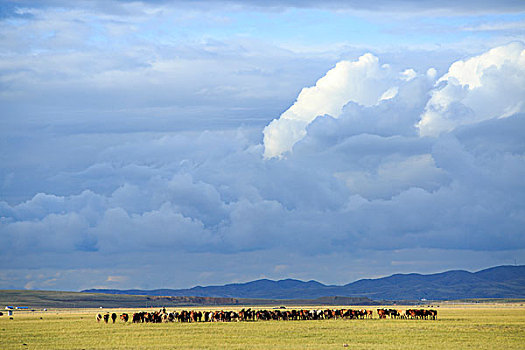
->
[132, 312, 144, 323]
[377, 309, 387, 319]
[96, 313, 102, 322]
[111, 313, 117, 323]
[391, 309, 401, 319]
[404, 309, 436, 320]
[229, 311, 239, 322]
[406, 309, 416, 319]
[103, 313, 109, 323]
[120, 313, 129, 322]
[429, 309, 437, 320]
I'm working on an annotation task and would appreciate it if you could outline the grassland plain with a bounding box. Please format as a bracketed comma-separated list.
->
[1, 304, 524, 349]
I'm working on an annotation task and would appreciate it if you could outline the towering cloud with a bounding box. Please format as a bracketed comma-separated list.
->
[263, 53, 396, 158]
[264, 42, 525, 158]
[417, 42, 525, 136]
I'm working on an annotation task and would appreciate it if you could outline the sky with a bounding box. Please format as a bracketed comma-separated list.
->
[0, 0, 524, 291]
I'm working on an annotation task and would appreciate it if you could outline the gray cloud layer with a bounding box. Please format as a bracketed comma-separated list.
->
[2, 44, 525, 290]
[1, 2, 524, 290]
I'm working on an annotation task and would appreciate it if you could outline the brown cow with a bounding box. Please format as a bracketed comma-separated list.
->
[377, 309, 387, 319]
[120, 313, 129, 322]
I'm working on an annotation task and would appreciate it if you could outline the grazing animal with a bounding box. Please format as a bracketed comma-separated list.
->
[405, 309, 437, 320]
[377, 309, 387, 319]
[132, 312, 142, 323]
[99, 307, 436, 324]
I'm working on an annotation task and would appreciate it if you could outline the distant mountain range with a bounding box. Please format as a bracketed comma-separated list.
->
[83, 265, 525, 300]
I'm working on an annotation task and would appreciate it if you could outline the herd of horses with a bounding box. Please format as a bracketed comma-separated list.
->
[96, 307, 437, 324]
[377, 308, 437, 319]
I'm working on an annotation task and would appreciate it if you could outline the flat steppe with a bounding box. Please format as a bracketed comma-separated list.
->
[1, 303, 524, 349]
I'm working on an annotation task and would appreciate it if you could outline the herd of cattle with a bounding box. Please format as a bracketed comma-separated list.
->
[96, 307, 437, 324]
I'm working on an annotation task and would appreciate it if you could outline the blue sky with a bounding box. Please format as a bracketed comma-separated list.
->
[0, 0, 524, 291]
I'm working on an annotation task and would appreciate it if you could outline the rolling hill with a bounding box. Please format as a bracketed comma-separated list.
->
[0, 290, 377, 309]
[83, 265, 525, 300]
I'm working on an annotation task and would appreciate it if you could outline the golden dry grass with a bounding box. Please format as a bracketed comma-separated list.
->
[0, 304, 524, 349]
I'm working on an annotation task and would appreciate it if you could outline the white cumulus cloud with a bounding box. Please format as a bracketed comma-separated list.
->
[263, 53, 396, 158]
[417, 42, 525, 136]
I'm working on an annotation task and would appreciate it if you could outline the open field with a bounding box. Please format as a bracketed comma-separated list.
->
[1, 304, 524, 349]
